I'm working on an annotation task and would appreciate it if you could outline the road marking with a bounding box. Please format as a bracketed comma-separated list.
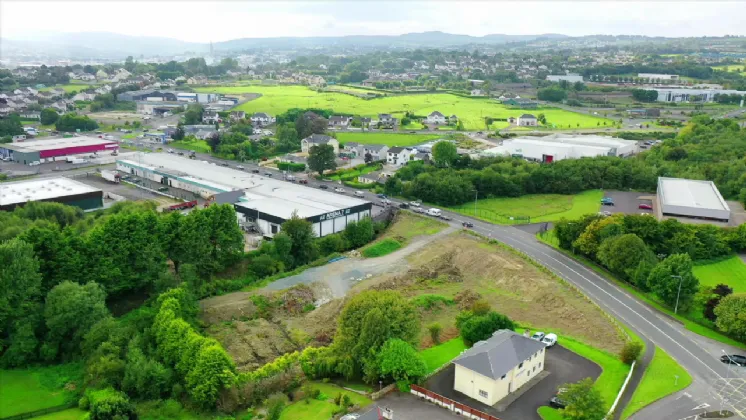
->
[692, 403, 710, 410]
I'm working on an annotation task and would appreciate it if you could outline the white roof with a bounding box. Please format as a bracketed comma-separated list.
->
[0, 177, 100, 206]
[511, 134, 637, 148]
[658, 177, 730, 212]
[119, 153, 369, 219]
[3, 136, 116, 152]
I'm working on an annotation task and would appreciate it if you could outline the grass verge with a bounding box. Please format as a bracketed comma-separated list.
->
[361, 238, 402, 258]
[537, 230, 746, 350]
[538, 406, 564, 420]
[621, 347, 692, 419]
[447, 190, 602, 225]
[419, 337, 468, 375]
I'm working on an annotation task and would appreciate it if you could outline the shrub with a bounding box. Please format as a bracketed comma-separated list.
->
[411, 294, 455, 310]
[277, 162, 306, 172]
[427, 322, 442, 344]
[620, 341, 644, 364]
[457, 310, 515, 346]
[266, 392, 288, 420]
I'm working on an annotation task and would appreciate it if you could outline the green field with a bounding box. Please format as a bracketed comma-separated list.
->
[0, 364, 81, 418]
[169, 139, 212, 154]
[39, 84, 95, 93]
[335, 132, 441, 147]
[448, 190, 603, 225]
[693, 256, 746, 293]
[29, 408, 87, 420]
[419, 337, 468, 374]
[194, 85, 611, 130]
[278, 382, 372, 420]
[711, 64, 746, 75]
[621, 347, 692, 419]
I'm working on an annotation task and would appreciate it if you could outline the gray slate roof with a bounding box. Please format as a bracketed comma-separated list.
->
[388, 146, 408, 154]
[519, 114, 537, 119]
[364, 144, 387, 151]
[303, 134, 333, 144]
[453, 329, 546, 380]
[429, 111, 445, 117]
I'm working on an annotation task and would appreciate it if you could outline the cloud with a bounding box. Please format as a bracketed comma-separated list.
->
[1, 1, 744, 42]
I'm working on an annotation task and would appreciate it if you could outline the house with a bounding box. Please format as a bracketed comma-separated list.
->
[342, 142, 360, 156]
[377, 113, 397, 128]
[449, 115, 458, 124]
[413, 152, 430, 162]
[386, 146, 415, 166]
[202, 111, 220, 124]
[453, 329, 546, 406]
[96, 69, 109, 80]
[51, 88, 66, 97]
[79, 73, 96, 81]
[361, 144, 389, 161]
[19, 111, 41, 120]
[503, 98, 538, 109]
[471, 89, 485, 96]
[250, 112, 274, 126]
[230, 111, 246, 121]
[517, 114, 538, 127]
[358, 117, 372, 127]
[425, 111, 447, 125]
[328, 115, 352, 129]
[72, 92, 96, 102]
[357, 171, 383, 184]
[301, 134, 339, 154]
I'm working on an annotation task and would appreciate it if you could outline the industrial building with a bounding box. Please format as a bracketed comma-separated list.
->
[0, 177, 103, 211]
[116, 153, 372, 238]
[657, 177, 730, 223]
[481, 134, 638, 163]
[546, 74, 584, 83]
[638, 73, 679, 81]
[652, 88, 746, 103]
[0, 136, 119, 164]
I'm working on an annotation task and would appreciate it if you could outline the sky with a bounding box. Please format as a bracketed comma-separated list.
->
[2, 1, 746, 43]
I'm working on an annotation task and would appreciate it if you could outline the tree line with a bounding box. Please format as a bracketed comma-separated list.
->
[384, 117, 746, 208]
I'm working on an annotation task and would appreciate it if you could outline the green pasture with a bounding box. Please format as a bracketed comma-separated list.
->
[335, 132, 441, 147]
[193, 85, 611, 130]
[693, 256, 746, 293]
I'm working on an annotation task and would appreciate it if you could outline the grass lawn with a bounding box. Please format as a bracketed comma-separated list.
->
[559, 336, 630, 410]
[169, 139, 212, 154]
[419, 337, 468, 374]
[39, 84, 94, 93]
[362, 238, 402, 258]
[279, 382, 372, 420]
[711, 64, 746, 74]
[537, 406, 564, 420]
[621, 347, 692, 419]
[29, 408, 87, 420]
[0, 363, 82, 418]
[693, 256, 746, 293]
[447, 190, 602, 225]
[335, 132, 441, 147]
[328, 163, 382, 181]
[537, 230, 746, 350]
[194, 85, 612, 130]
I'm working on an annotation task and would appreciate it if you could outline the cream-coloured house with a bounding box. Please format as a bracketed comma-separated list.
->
[453, 330, 546, 406]
[301, 134, 339, 154]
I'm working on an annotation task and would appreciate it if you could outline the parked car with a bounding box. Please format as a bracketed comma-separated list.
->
[167, 149, 174, 153]
[720, 354, 746, 366]
[426, 208, 442, 217]
[298, 179, 308, 184]
[335, 187, 345, 193]
[220, 162, 229, 166]
[549, 396, 567, 409]
[462, 221, 474, 228]
[157, 187, 169, 192]
[440, 215, 452, 221]
[354, 191, 365, 197]
[236, 165, 245, 170]
[413, 207, 425, 214]
[638, 203, 652, 210]
[177, 151, 184, 156]
[531, 332, 546, 341]
[409, 200, 422, 207]
[382, 198, 391, 204]
[602, 211, 612, 216]
[601, 197, 614, 206]
[399, 203, 410, 209]
[251, 169, 260, 173]
[319, 184, 329, 190]
[377, 194, 388, 199]
[264, 172, 273, 177]
[340, 414, 360, 420]
[541, 333, 558, 347]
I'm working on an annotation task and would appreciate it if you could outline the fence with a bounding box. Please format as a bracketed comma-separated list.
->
[1, 402, 76, 420]
[410, 385, 501, 420]
[463, 208, 531, 225]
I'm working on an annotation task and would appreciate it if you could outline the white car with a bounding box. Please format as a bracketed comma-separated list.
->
[409, 200, 422, 207]
[541, 333, 558, 347]
[334, 187, 345, 193]
[354, 191, 365, 197]
[236, 165, 245, 170]
[531, 332, 545, 341]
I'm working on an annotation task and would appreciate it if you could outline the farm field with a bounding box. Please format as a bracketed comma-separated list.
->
[0, 363, 80, 418]
[193, 85, 611, 130]
[711, 64, 746, 74]
[621, 347, 692, 419]
[335, 132, 441, 147]
[693, 255, 746, 293]
[447, 190, 603, 225]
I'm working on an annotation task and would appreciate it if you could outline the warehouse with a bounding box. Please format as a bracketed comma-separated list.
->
[657, 177, 730, 223]
[0, 177, 103, 211]
[116, 153, 372, 238]
[546, 74, 584, 83]
[481, 134, 638, 163]
[0, 136, 120, 164]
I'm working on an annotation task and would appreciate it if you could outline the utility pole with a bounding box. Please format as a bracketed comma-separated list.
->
[672, 275, 683, 314]
[474, 190, 478, 217]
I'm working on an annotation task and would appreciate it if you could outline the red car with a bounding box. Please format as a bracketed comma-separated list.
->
[638, 203, 653, 210]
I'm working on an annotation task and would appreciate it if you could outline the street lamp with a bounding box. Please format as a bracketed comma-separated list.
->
[474, 190, 478, 217]
[671, 275, 683, 314]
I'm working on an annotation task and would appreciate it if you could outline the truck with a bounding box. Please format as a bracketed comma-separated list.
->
[101, 170, 121, 183]
[164, 200, 198, 212]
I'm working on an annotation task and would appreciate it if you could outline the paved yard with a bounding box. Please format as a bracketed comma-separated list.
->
[363, 392, 460, 420]
[423, 345, 601, 420]
[603, 190, 654, 216]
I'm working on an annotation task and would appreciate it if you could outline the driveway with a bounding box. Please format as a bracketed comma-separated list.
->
[423, 345, 601, 420]
[364, 392, 460, 420]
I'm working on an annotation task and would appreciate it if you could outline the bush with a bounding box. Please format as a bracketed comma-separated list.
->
[266, 392, 288, 420]
[277, 162, 306, 172]
[457, 310, 516, 346]
[87, 388, 137, 420]
[411, 294, 455, 310]
[428, 323, 442, 345]
[620, 341, 644, 364]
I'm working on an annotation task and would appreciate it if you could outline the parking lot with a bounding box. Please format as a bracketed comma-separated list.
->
[423, 344, 601, 420]
[601, 190, 655, 216]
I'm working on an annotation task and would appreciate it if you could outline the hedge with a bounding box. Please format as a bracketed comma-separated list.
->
[277, 162, 306, 172]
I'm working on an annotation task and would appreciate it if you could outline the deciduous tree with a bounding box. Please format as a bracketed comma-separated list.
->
[307, 144, 337, 176]
[559, 378, 606, 420]
[432, 141, 458, 167]
[646, 254, 698, 310]
[714, 294, 746, 341]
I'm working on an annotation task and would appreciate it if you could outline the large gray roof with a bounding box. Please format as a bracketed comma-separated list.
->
[453, 330, 546, 380]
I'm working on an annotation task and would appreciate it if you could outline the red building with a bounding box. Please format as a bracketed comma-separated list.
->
[0, 136, 119, 164]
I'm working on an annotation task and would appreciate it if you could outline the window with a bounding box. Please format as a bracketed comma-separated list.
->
[479, 390, 488, 398]
[533, 366, 537, 372]
[539, 362, 542, 369]
[518, 362, 523, 369]
[271, 224, 279, 234]
[500, 374, 506, 380]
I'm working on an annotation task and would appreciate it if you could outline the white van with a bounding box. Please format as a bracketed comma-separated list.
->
[426, 208, 442, 217]
[354, 191, 365, 197]
[541, 333, 558, 347]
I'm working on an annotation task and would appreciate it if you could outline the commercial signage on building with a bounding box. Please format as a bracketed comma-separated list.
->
[319, 208, 352, 221]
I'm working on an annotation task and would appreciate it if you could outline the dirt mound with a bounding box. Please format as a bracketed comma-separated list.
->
[207, 318, 301, 372]
[454, 289, 482, 309]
